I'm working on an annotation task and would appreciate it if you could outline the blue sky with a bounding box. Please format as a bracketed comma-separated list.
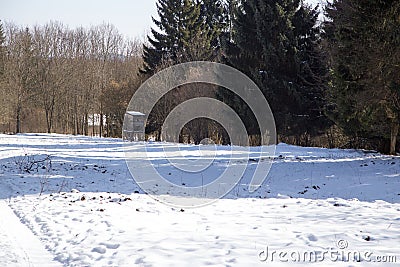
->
[0, 0, 158, 40]
[0, 0, 322, 40]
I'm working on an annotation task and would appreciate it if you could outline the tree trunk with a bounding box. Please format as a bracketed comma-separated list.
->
[45, 109, 51, 133]
[74, 114, 78, 135]
[16, 106, 21, 134]
[84, 113, 88, 136]
[157, 130, 161, 142]
[390, 121, 399, 155]
[99, 112, 103, 138]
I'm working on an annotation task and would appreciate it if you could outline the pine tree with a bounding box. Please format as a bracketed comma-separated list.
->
[325, 0, 400, 153]
[141, 0, 215, 74]
[180, 0, 214, 61]
[198, 0, 227, 52]
[141, 0, 224, 141]
[217, 0, 262, 138]
[221, 0, 329, 144]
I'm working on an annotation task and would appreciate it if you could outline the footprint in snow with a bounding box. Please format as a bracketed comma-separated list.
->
[92, 246, 106, 254]
[307, 234, 318, 242]
[99, 242, 120, 249]
[135, 257, 146, 264]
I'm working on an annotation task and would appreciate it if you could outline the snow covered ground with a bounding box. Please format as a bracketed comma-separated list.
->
[0, 133, 399, 266]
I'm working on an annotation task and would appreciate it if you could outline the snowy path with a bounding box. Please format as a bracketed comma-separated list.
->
[0, 200, 62, 267]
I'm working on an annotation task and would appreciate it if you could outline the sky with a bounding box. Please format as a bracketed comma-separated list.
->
[0, 0, 158, 40]
[0, 0, 323, 41]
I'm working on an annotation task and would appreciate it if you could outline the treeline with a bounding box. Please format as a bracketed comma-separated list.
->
[0, 21, 142, 136]
[140, 0, 400, 154]
[0, 0, 399, 154]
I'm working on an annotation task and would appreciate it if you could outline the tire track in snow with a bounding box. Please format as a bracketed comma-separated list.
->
[0, 200, 63, 267]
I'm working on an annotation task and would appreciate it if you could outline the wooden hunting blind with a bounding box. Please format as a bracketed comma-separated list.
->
[123, 111, 145, 141]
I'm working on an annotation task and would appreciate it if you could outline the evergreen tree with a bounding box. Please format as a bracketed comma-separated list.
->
[142, 0, 214, 74]
[325, 0, 400, 154]
[217, 0, 262, 138]
[198, 0, 227, 52]
[221, 0, 329, 144]
[141, 0, 226, 141]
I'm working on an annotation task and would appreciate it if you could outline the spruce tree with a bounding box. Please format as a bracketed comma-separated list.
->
[142, 0, 215, 74]
[198, 0, 227, 51]
[221, 0, 329, 144]
[141, 0, 223, 141]
[325, 0, 400, 153]
[217, 0, 262, 137]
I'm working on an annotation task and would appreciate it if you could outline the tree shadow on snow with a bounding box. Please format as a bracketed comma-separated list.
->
[0, 137, 399, 204]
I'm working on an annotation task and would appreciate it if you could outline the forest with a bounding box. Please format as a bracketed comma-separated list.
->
[0, 0, 399, 154]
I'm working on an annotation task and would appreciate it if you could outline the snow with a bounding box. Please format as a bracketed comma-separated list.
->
[0, 201, 62, 267]
[0, 133, 399, 266]
[126, 111, 145, 116]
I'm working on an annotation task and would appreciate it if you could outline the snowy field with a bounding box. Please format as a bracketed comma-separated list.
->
[0, 133, 399, 266]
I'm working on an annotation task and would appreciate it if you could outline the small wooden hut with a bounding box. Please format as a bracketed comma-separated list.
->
[123, 111, 145, 141]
